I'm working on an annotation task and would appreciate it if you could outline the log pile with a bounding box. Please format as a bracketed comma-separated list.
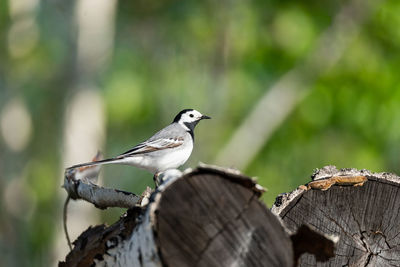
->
[60, 165, 400, 266]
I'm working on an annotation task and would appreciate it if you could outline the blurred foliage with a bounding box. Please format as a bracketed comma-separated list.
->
[1, 0, 400, 266]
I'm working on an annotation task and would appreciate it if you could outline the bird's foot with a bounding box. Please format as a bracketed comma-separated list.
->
[153, 172, 161, 188]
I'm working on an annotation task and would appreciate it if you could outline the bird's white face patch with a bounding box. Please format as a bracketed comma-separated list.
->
[178, 110, 203, 124]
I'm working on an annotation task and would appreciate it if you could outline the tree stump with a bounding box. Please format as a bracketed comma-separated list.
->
[272, 166, 400, 266]
[60, 166, 294, 267]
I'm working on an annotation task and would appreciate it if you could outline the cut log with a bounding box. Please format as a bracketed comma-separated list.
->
[60, 165, 294, 267]
[272, 166, 400, 266]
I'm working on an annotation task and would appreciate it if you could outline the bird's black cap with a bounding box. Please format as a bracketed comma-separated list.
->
[173, 109, 194, 122]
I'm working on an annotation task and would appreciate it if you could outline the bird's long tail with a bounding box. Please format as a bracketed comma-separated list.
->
[66, 158, 122, 170]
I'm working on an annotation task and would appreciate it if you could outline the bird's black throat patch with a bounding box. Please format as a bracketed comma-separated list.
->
[184, 121, 199, 140]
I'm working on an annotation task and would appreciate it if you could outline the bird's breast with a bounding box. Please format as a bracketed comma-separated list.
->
[156, 139, 193, 171]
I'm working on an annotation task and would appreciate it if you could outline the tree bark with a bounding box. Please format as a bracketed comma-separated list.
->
[272, 165, 400, 266]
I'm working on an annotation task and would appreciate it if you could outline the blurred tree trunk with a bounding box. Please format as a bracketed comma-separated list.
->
[57, 0, 117, 260]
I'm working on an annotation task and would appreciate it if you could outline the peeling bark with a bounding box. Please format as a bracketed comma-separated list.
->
[272, 166, 400, 266]
[59, 207, 142, 267]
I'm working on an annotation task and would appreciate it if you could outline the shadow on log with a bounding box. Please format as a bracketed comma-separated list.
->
[272, 165, 400, 266]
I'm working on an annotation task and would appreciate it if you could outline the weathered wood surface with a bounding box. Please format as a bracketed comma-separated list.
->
[272, 166, 400, 266]
[59, 208, 141, 267]
[60, 165, 294, 267]
[155, 166, 292, 267]
[63, 159, 140, 209]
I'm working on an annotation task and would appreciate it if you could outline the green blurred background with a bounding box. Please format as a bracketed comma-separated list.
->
[1, 0, 400, 265]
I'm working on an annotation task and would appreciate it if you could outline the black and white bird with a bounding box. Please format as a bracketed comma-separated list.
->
[67, 109, 211, 178]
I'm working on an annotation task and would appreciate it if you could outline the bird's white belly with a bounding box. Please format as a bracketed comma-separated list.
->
[119, 143, 193, 173]
[154, 145, 193, 171]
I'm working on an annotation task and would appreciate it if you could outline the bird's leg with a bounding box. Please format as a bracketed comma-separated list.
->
[153, 172, 161, 188]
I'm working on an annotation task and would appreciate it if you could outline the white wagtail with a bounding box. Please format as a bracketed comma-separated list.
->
[67, 109, 211, 181]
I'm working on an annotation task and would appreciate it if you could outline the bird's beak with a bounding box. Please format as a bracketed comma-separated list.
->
[200, 115, 211, 120]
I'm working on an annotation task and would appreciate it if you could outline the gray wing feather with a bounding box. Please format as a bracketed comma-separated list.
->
[117, 123, 186, 157]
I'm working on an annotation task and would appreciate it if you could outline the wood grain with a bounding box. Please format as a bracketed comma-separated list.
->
[272, 166, 400, 266]
[155, 172, 293, 267]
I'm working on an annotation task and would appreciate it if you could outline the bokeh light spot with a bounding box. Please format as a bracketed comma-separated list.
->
[9, 0, 39, 19]
[4, 176, 37, 220]
[272, 7, 315, 57]
[7, 18, 39, 58]
[1, 98, 33, 152]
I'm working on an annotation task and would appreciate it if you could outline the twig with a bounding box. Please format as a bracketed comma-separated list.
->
[63, 195, 72, 251]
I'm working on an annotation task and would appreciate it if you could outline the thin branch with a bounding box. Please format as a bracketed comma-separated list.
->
[63, 168, 141, 209]
[63, 195, 72, 251]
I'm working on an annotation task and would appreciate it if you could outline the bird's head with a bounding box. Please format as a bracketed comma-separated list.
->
[173, 109, 211, 131]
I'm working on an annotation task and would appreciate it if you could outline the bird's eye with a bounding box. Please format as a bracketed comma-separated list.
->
[189, 114, 194, 118]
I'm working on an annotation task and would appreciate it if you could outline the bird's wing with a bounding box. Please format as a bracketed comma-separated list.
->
[116, 136, 184, 157]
